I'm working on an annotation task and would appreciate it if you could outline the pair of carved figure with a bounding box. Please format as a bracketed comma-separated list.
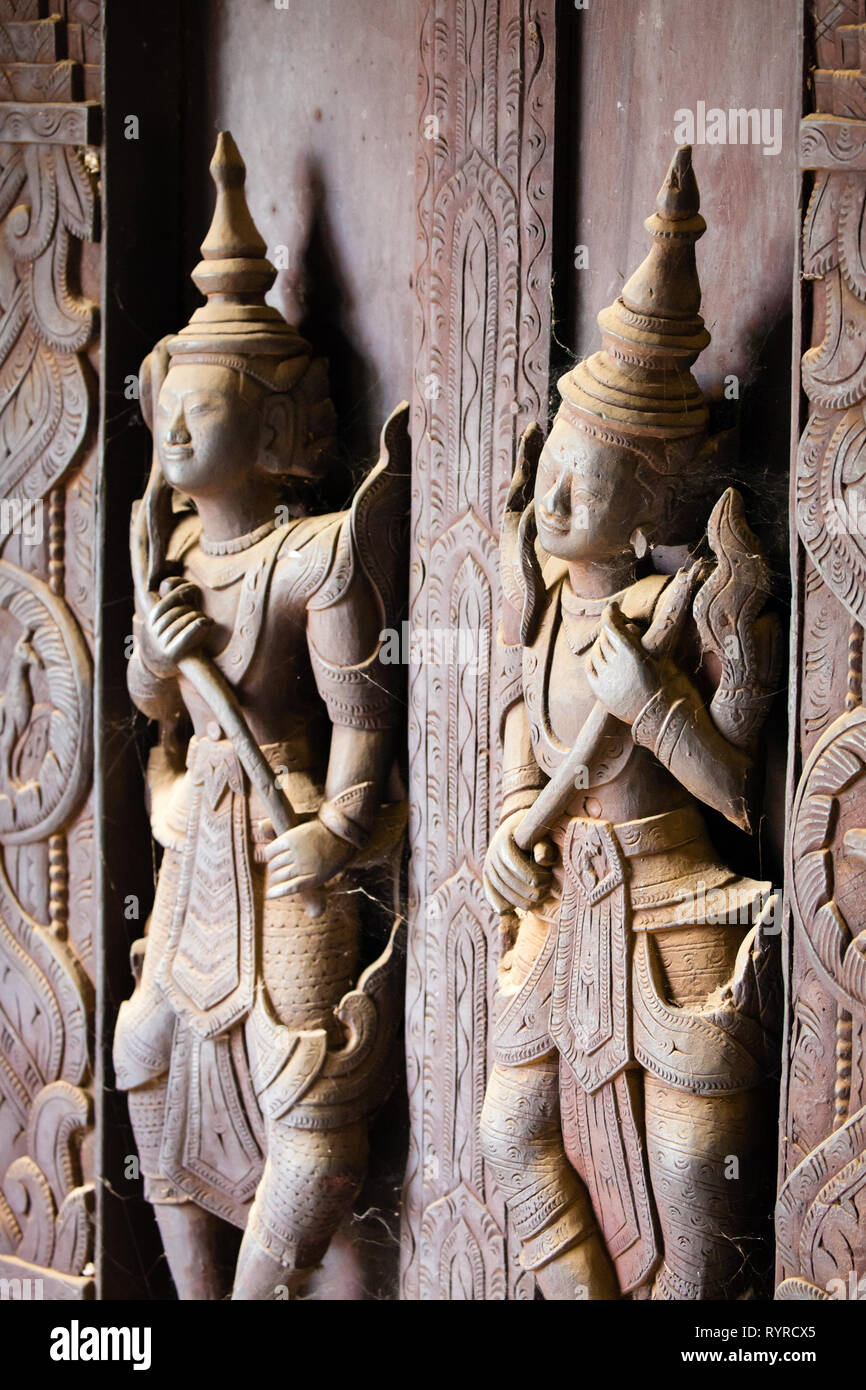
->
[116, 134, 778, 1299]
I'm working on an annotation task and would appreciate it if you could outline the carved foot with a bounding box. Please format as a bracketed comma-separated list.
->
[153, 1201, 238, 1301]
[231, 1231, 315, 1301]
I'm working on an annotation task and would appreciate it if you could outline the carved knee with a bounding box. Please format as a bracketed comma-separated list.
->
[481, 1059, 598, 1270]
[645, 1075, 771, 1299]
[246, 1120, 368, 1272]
[480, 1058, 560, 1177]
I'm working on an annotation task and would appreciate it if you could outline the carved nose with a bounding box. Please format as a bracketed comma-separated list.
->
[545, 471, 571, 517]
[166, 423, 190, 446]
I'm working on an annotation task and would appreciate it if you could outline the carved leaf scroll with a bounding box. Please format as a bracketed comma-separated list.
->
[0, 3, 99, 1300]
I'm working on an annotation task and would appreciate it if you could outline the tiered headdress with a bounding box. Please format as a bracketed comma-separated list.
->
[136, 132, 335, 592]
[167, 130, 312, 392]
[558, 145, 711, 472]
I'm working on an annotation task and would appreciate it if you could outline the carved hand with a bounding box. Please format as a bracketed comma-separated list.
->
[142, 577, 213, 673]
[483, 808, 553, 914]
[585, 601, 660, 726]
[263, 818, 354, 901]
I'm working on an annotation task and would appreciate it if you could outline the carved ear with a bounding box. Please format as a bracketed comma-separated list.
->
[258, 392, 297, 475]
[135, 337, 174, 596]
[501, 424, 546, 648]
[139, 336, 172, 433]
[508, 422, 544, 514]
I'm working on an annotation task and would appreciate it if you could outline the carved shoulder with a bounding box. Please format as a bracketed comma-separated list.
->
[271, 511, 345, 608]
[302, 403, 409, 727]
[165, 509, 202, 566]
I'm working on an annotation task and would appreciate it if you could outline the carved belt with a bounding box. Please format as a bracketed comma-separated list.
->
[157, 737, 257, 1039]
[493, 803, 768, 1294]
[550, 817, 630, 1093]
[493, 805, 705, 1072]
[550, 812, 657, 1293]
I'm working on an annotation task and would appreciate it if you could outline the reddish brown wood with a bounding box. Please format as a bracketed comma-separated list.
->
[570, 0, 802, 412]
[0, 0, 101, 1300]
[777, 0, 866, 1302]
[481, 147, 780, 1300]
[113, 132, 409, 1301]
[402, 0, 557, 1301]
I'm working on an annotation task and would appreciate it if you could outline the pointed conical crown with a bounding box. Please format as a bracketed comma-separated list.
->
[167, 131, 309, 389]
[559, 145, 710, 442]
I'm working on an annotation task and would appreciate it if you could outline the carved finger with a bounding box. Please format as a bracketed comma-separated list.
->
[265, 850, 299, 875]
[158, 575, 186, 596]
[486, 861, 538, 913]
[485, 862, 528, 911]
[597, 626, 618, 659]
[261, 834, 296, 863]
[161, 620, 211, 659]
[499, 837, 550, 889]
[151, 605, 203, 641]
[484, 877, 511, 915]
[165, 618, 213, 661]
[496, 849, 548, 898]
[266, 871, 319, 900]
[156, 609, 201, 643]
[155, 576, 186, 602]
[498, 826, 547, 879]
[151, 583, 200, 623]
[533, 839, 558, 867]
[267, 861, 305, 883]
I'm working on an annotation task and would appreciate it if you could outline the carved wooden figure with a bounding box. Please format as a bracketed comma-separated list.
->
[480, 147, 780, 1300]
[113, 132, 408, 1300]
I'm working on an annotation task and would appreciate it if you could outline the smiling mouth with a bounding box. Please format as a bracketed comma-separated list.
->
[162, 445, 194, 462]
[538, 507, 570, 534]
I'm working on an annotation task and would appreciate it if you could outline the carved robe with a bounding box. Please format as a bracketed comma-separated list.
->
[493, 563, 776, 1295]
[113, 464, 405, 1235]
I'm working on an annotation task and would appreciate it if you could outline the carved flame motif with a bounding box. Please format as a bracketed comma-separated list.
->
[0, 142, 96, 506]
[403, 0, 555, 1301]
[0, 563, 91, 842]
[782, 4, 866, 1302]
[790, 706, 866, 1013]
[0, 9, 98, 1299]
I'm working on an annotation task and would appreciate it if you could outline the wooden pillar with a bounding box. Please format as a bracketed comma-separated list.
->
[777, 0, 866, 1301]
[401, 0, 557, 1300]
[0, 0, 101, 1300]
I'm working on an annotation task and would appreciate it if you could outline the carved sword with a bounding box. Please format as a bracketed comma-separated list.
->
[131, 488, 327, 919]
[512, 558, 707, 857]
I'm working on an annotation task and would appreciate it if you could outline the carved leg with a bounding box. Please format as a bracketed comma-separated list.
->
[645, 923, 772, 1299]
[126, 1080, 237, 1300]
[645, 1077, 768, 1299]
[480, 1058, 619, 1299]
[152, 1201, 238, 1301]
[232, 1121, 369, 1300]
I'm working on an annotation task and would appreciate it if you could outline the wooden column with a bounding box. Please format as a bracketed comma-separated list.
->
[777, 0, 866, 1300]
[0, 0, 101, 1299]
[401, 0, 557, 1300]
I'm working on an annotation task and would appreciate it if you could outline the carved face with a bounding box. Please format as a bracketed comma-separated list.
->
[155, 363, 266, 497]
[534, 415, 649, 561]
